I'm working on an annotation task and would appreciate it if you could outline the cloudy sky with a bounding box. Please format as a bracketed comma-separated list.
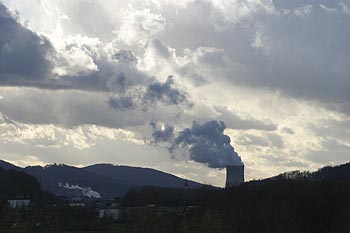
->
[0, 0, 349, 187]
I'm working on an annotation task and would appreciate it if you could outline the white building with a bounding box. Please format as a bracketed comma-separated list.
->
[8, 199, 31, 209]
[69, 203, 86, 207]
[98, 208, 121, 221]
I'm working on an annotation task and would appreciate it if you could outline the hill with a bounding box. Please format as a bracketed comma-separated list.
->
[0, 160, 22, 171]
[0, 160, 203, 198]
[0, 167, 42, 199]
[24, 164, 130, 198]
[267, 162, 350, 183]
[84, 164, 202, 189]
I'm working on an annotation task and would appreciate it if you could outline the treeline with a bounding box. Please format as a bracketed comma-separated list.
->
[122, 179, 350, 233]
[269, 162, 350, 182]
[121, 186, 202, 207]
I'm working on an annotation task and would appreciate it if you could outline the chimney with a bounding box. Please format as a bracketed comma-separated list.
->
[225, 164, 244, 188]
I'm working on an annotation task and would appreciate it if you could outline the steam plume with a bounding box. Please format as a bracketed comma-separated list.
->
[151, 120, 243, 169]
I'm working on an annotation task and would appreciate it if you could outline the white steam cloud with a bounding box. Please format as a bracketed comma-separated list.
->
[59, 182, 101, 199]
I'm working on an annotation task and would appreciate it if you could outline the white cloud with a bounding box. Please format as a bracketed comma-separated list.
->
[339, 2, 350, 14]
[53, 35, 101, 76]
[0, 0, 349, 183]
[115, 4, 167, 46]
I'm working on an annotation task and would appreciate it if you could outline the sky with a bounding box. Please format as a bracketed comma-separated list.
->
[0, 0, 349, 187]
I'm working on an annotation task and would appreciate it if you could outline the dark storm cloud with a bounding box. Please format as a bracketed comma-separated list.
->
[0, 2, 187, 105]
[173, 121, 243, 168]
[55, 53, 147, 92]
[106, 73, 127, 93]
[0, 2, 191, 116]
[160, 0, 350, 112]
[149, 121, 175, 144]
[143, 76, 189, 106]
[242, 2, 350, 110]
[2, 1, 350, 114]
[108, 76, 191, 110]
[108, 96, 136, 111]
[0, 4, 98, 91]
[0, 3, 53, 85]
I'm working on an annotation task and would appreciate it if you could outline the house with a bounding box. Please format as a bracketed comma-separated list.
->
[8, 199, 31, 209]
[69, 202, 85, 207]
[98, 208, 121, 221]
[68, 197, 86, 207]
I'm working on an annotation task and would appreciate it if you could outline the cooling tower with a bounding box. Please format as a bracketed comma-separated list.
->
[225, 164, 244, 188]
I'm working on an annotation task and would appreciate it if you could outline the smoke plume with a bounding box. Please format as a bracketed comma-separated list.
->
[151, 120, 243, 168]
[174, 121, 243, 168]
[59, 182, 101, 199]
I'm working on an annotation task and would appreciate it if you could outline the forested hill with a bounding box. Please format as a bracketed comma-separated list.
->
[120, 163, 350, 233]
[0, 167, 42, 199]
[0, 160, 203, 198]
[0, 160, 22, 171]
[267, 162, 350, 182]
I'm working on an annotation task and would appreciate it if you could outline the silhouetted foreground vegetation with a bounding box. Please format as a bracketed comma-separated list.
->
[0, 163, 350, 232]
[121, 179, 350, 233]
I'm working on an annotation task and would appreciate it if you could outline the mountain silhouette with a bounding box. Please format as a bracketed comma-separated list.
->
[0, 160, 202, 198]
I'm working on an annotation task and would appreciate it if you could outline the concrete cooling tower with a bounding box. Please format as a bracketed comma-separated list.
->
[225, 164, 244, 188]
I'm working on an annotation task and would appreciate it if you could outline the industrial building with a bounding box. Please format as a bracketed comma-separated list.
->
[225, 164, 244, 188]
